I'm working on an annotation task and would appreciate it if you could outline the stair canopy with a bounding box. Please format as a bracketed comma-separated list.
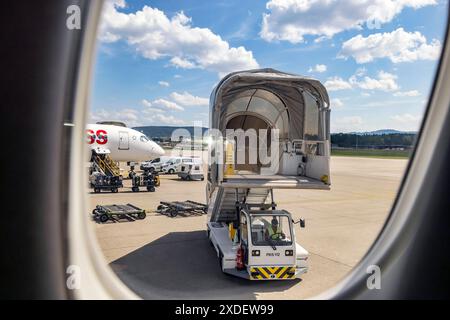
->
[210, 68, 330, 142]
[208, 69, 331, 187]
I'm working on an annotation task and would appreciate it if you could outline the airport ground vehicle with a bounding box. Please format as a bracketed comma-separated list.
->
[162, 157, 202, 174]
[206, 69, 330, 280]
[89, 152, 124, 193]
[131, 170, 160, 192]
[157, 200, 207, 217]
[178, 163, 205, 181]
[92, 204, 146, 223]
[140, 156, 172, 172]
[89, 172, 123, 193]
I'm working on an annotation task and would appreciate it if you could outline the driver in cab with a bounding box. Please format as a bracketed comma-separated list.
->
[265, 218, 285, 241]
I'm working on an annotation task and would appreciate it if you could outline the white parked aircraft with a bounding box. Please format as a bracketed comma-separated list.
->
[86, 121, 164, 162]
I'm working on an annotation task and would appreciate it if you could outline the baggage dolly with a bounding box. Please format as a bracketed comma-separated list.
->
[156, 200, 207, 217]
[92, 204, 146, 223]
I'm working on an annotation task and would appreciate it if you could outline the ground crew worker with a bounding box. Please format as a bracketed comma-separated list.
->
[265, 218, 285, 240]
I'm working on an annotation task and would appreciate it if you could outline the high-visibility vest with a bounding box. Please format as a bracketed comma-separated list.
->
[268, 225, 280, 238]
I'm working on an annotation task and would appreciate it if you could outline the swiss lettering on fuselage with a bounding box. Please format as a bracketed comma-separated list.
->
[86, 129, 108, 145]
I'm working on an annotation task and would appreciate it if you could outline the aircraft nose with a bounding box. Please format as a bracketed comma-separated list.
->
[153, 144, 165, 157]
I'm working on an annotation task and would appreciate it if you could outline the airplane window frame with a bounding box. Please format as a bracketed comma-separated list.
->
[66, 1, 450, 300]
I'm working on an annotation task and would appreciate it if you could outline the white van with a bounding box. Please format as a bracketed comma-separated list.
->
[140, 156, 172, 172]
[178, 163, 205, 181]
[161, 157, 202, 174]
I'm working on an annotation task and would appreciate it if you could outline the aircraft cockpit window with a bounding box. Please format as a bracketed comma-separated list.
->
[140, 135, 149, 142]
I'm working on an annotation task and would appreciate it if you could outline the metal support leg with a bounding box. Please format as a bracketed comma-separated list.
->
[270, 189, 276, 210]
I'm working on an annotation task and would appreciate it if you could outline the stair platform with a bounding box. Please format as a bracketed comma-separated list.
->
[221, 173, 329, 190]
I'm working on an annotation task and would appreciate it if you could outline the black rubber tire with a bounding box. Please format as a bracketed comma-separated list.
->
[201, 177, 205, 181]
[112, 188, 118, 193]
[99, 214, 109, 223]
[186, 175, 191, 181]
[132, 187, 138, 192]
[170, 210, 177, 217]
[94, 188, 100, 193]
[91, 209, 98, 215]
[219, 253, 223, 271]
[168, 169, 175, 174]
[148, 186, 156, 192]
[137, 212, 146, 220]
[157, 205, 164, 211]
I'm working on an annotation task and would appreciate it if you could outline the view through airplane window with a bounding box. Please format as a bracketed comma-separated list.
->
[87, 0, 448, 299]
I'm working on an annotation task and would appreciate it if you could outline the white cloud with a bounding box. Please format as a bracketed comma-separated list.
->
[99, 0, 259, 76]
[391, 113, 421, 123]
[340, 28, 441, 63]
[143, 107, 165, 114]
[174, 74, 182, 79]
[331, 98, 344, 109]
[393, 90, 421, 97]
[152, 98, 184, 111]
[308, 64, 327, 73]
[332, 116, 364, 133]
[390, 113, 422, 130]
[158, 81, 170, 87]
[141, 99, 152, 108]
[169, 91, 209, 107]
[324, 77, 352, 91]
[325, 70, 399, 92]
[91, 106, 186, 126]
[153, 114, 186, 125]
[351, 71, 399, 92]
[260, 0, 437, 43]
[90, 108, 143, 127]
[170, 57, 196, 69]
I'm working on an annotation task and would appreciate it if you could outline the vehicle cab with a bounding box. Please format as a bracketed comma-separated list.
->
[208, 208, 308, 280]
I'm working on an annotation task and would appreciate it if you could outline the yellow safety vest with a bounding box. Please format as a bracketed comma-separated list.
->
[268, 225, 280, 238]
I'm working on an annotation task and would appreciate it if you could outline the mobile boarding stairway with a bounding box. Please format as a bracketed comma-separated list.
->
[206, 68, 331, 280]
[89, 150, 123, 193]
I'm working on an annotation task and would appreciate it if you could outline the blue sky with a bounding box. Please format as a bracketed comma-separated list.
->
[90, 0, 448, 132]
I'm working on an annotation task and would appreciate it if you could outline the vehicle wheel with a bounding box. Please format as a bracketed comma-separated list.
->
[132, 187, 138, 192]
[112, 188, 118, 193]
[186, 175, 191, 181]
[91, 209, 98, 215]
[94, 188, 100, 193]
[201, 177, 205, 181]
[168, 169, 175, 174]
[219, 253, 223, 271]
[157, 205, 164, 211]
[147, 186, 156, 192]
[99, 214, 109, 223]
[137, 212, 146, 220]
[169, 210, 178, 217]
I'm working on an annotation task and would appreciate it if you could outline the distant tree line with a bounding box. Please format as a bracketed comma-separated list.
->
[331, 133, 416, 149]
